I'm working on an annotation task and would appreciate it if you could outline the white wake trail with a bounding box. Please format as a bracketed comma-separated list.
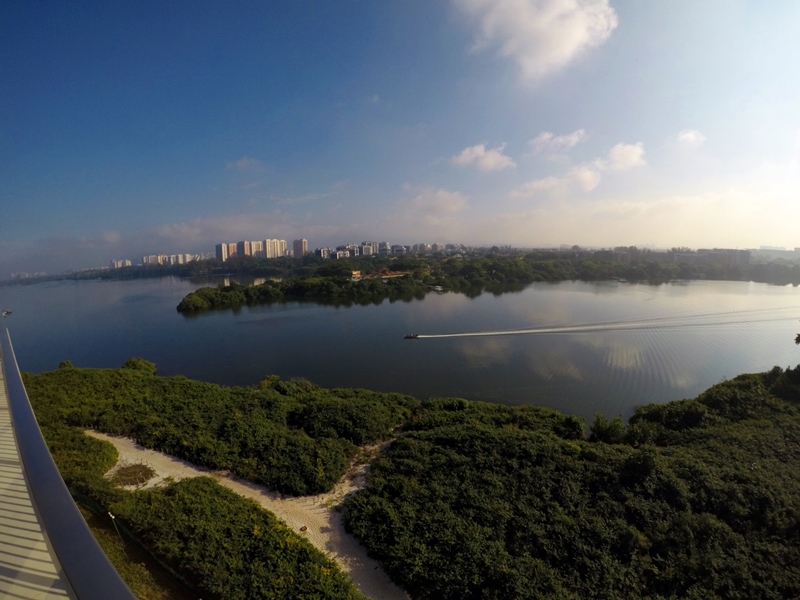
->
[415, 307, 798, 340]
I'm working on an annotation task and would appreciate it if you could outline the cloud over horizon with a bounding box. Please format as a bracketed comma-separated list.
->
[452, 143, 517, 171]
[512, 140, 644, 198]
[528, 129, 587, 155]
[454, 0, 618, 81]
[676, 129, 707, 147]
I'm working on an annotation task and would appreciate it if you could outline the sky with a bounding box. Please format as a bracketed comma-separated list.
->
[2, 0, 800, 275]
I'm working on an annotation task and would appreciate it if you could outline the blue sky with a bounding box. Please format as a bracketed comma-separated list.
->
[2, 0, 799, 274]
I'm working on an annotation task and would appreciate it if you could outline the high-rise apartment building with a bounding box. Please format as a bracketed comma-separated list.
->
[227, 243, 238, 258]
[237, 240, 252, 257]
[141, 254, 168, 265]
[215, 243, 228, 262]
[293, 239, 308, 257]
[264, 239, 287, 258]
[250, 240, 264, 258]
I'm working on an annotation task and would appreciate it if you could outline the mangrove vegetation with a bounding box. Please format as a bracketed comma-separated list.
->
[25, 356, 800, 598]
[175, 252, 800, 313]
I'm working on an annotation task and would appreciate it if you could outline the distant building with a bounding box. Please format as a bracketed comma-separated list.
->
[391, 245, 406, 255]
[675, 249, 751, 267]
[109, 259, 131, 269]
[264, 239, 287, 258]
[215, 243, 228, 262]
[141, 254, 167, 265]
[378, 242, 391, 255]
[227, 242, 238, 258]
[674, 253, 705, 265]
[595, 250, 631, 265]
[250, 240, 264, 258]
[293, 239, 309, 257]
[236, 241, 252, 257]
[431, 243, 445, 253]
[361, 241, 379, 255]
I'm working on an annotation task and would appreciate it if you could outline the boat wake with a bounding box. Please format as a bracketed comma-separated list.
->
[413, 306, 799, 340]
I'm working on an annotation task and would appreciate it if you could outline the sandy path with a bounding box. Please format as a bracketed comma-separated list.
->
[85, 430, 409, 600]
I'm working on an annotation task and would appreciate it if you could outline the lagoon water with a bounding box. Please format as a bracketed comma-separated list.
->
[2, 277, 799, 423]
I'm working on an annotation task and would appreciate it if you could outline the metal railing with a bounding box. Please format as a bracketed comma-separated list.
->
[0, 328, 137, 600]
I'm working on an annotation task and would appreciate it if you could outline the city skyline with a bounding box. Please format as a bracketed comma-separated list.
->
[2, 2, 800, 277]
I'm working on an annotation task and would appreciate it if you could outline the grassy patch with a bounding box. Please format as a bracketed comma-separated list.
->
[111, 463, 156, 487]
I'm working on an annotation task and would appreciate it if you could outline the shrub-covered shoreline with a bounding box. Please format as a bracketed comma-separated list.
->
[343, 367, 800, 599]
[176, 253, 800, 313]
[26, 358, 800, 598]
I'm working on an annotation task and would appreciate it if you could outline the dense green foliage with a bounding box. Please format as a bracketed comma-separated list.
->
[24, 363, 417, 495]
[38, 423, 365, 599]
[27, 362, 384, 599]
[113, 478, 365, 600]
[343, 368, 800, 599]
[27, 353, 800, 598]
[177, 274, 427, 312]
[176, 252, 800, 313]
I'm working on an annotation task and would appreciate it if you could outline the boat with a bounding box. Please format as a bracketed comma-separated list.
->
[1, 310, 11, 317]
[404, 334, 419, 340]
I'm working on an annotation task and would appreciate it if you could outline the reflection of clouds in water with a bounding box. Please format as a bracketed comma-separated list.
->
[578, 331, 702, 391]
[578, 335, 645, 371]
[509, 298, 574, 327]
[412, 293, 474, 323]
[529, 349, 584, 381]
[455, 338, 513, 369]
[665, 371, 697, 390]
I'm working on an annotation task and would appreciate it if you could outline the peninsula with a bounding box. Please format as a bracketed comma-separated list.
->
[176, 250, 800, 313]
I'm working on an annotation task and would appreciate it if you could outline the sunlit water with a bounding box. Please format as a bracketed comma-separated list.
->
[2, 278, 799, 423]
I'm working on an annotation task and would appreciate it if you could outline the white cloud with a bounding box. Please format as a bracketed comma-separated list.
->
[226, 157, 266, 172]
[511, 140, 643, 198]
[568, 164, 602, 190]
[511, 165, 600, 199]
[453, 0, 618, 81]
[452, 143, 517, 171]
[676, 129, 707, 147]
[394, 186, 469, 234]
[510, 175, 569, 198]
[406, 187, 468, 215]
[528, 129, 586, 154]
[605, 142, 646, 171]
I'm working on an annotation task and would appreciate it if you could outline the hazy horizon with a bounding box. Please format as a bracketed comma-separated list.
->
[2, 1, 799, 275]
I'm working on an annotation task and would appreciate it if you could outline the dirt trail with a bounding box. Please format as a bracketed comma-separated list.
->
[85, 431, 408, 600]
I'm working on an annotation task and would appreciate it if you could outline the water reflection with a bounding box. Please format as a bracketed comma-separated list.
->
[455, 338, 514, 369]
[528, 348, 584, 382]
[2, 278, 799, 423]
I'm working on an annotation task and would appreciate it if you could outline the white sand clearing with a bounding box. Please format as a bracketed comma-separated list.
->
[85, 430, 409, 600]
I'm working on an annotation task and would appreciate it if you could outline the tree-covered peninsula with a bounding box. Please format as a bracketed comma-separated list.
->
[176, 251, 800, 313]
[25, 358, 800, 598]
[343, 367, 800, 599]
[24, 359, 416, 599]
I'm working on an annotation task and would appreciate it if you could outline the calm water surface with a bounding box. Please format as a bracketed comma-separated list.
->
[2, 278, 799, 423]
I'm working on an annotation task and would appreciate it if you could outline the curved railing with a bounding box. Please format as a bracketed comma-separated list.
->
[0, 328, 137, 600]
